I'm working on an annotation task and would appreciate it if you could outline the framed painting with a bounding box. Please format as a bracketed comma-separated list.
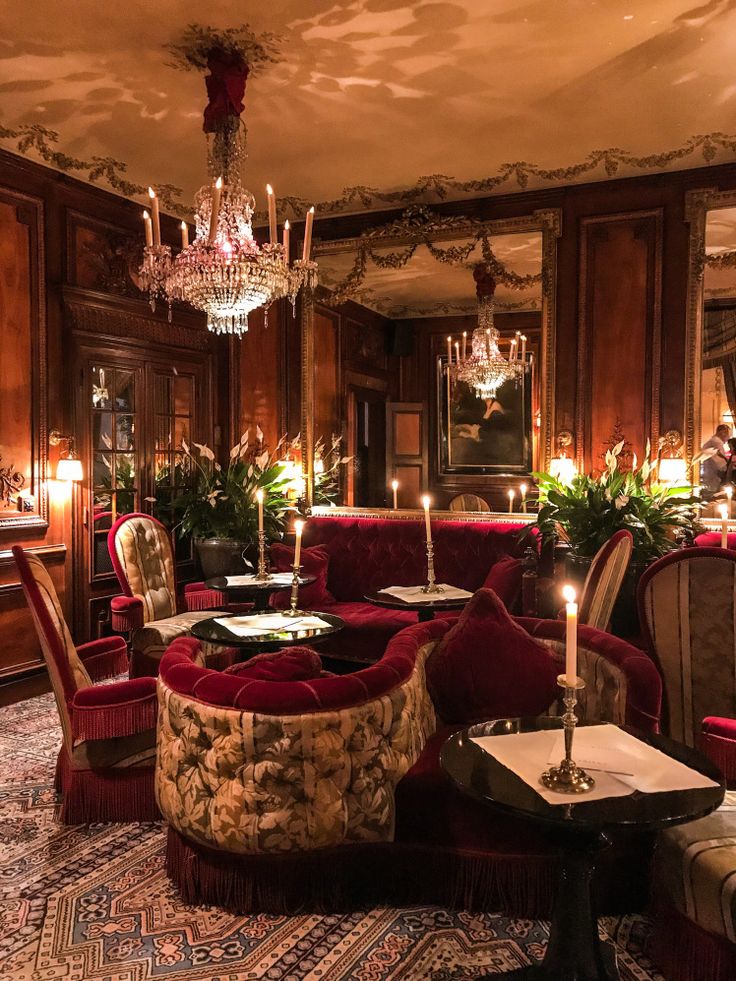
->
[437, 356, 532, 475]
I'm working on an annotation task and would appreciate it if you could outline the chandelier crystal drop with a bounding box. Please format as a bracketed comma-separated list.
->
[452, 265, 526, 400]
[139, 49, 316, 336]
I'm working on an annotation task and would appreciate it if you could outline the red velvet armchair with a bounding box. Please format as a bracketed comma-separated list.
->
[108, 513, 228, 676]
[13, 546, 159, 823]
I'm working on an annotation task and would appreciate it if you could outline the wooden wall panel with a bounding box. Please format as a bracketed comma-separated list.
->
[577, 212, 662, 470]
[236, 306, 283, 451]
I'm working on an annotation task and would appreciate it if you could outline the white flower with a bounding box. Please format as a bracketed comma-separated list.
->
[194, 442, 215, 461]
[614, 494, 629, 510]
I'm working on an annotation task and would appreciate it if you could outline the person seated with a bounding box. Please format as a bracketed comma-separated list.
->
[700, 423, 731, 492]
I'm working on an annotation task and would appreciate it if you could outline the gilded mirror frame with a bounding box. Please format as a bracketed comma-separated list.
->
[300, 206, 562, 513]
[684, 186, 736, 473]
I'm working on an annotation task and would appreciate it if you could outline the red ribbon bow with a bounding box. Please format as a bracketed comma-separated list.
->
[473, 263, 496, 300]
[203, 49, 249, 134]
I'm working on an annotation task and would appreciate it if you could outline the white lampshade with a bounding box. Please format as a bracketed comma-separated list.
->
[549, 456, 577, 485]
[56, 456, 83, 482]
[657, 458, 689, 487]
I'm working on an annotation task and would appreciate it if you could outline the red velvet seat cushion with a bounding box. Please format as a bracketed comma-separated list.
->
[316, 601, 418, 663]
[224, 647, 322, 682]
[426, 588, 559, 725]
[482, 556, 522, 611]
[269, 544, 335, 609]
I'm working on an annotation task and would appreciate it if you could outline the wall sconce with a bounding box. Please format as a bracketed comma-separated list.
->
[549, 430, 577, 484]
[50, 430, 83, 482]
[657, 430, 688, 487]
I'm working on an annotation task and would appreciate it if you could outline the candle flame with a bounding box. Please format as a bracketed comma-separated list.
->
[521, 334, 527, 341]
[308, 205, 315, 214]
[294, 518, 305, 534]
[447, 335, 451, 342]
[142, 209, 150, 220]
[508, 488, 515, 498]
[391, 479, 398, 490]
[255, 488, 264, 502]
[727, 485, 733, 499]
[520, 483, 527, 494]
[719, 504, 729, 520]
[180, 220, 187, 230]
[562, 584, 576, 604]
[266, 183, 274, 195]
[148, 186, 156, 199]
[215, 176, 223, 189]
[421, 494, 431, 509]
[284, 219, 290, 229]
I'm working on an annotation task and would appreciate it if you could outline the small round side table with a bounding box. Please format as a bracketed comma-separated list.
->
[441, 717, 725, 980]
[190, 610, 345, 662]
[205, 574, 315, 612]
[364, 589, 469, 623]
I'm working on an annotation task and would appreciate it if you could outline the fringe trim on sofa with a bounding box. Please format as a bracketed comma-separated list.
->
[56, 749, 159, 824]
[72, 703, 157, 742]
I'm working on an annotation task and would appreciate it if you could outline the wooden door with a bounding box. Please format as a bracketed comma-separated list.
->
[386, 402, 427, 508]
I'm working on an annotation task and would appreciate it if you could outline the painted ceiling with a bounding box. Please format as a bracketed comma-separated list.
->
[1, 0, 736, 222]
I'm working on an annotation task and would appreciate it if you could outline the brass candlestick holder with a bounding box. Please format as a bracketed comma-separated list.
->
[540, 676, 595, 794]
[421, 540, 444, 594]
[254, 530, 272, 582]
[285, 563, 303, 616]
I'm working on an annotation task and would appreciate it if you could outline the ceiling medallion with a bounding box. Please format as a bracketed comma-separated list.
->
[451, 265, 527, 400]
[139, 38, 316, 336]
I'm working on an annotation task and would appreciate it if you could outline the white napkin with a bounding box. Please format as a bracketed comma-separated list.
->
[471, 724, 719, 805]
[213, 614, 330, 638]
[223, 573, 294, 587]
[379, 584, 473, 603]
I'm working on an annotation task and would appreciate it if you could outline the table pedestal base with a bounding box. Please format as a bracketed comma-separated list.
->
[479, 833, 619, 981]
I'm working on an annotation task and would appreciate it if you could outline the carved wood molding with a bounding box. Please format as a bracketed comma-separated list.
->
[65, 297, 212, 351]
[0, 542, 66, 569]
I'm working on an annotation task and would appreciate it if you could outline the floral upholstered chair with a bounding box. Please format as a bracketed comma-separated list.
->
[638, 546, 736, 749]
[576, 529, 633, 631]
[13, 545, 159, 823]
[108, 512, 226, 676]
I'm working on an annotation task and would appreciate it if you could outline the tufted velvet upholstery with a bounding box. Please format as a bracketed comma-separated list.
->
[108, 513, 228, 676]
[302, 516, 530, 600]
[298, 515, 531, 662]
[156, 626, 439, 856]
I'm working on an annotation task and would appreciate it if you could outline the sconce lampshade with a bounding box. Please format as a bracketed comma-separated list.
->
[658, 457, 689, 487]
[56, 456, 83, 482]
[549, 456, 577, 485]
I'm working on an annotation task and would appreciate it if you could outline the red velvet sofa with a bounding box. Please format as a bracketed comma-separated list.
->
[292, 514, 531, 662]
[155, 615, 662, 914]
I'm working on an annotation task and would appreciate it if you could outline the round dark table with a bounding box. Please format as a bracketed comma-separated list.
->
[441, 717, 725, 980]
[205, 574, 315, 612]
[364, 589, 470, 623]
[190, 610, 345, 660]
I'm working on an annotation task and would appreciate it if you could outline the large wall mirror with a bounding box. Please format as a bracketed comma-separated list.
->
[300, 207, 560, 515]
[686, 189, 736, 505]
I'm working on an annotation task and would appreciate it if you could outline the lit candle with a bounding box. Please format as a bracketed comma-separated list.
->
[454, 340, 460, 363]
[727, 484, 733, 518]
[562, 585, 578, 686]
[255, 488, 264, 536]
[142, 209, 153, 247]
[208, 177, 223, 244]
[421, 494, 433, 545]
[302, 206, 315, 262]
[266, 183, 277, 244]
[509, 336, 517, 360]
[514, 330, 521, 360]
[283, 219, 290, 266]
[447, 335, 452, 364]
[391, 479, 398, 510]
[520, 482, 527, 513]
[719, 503, 729, 549]
[507, 488, 515, 513]
[520, 334, 527, 361]
[180, 220, 189, 250]
[148, 187, 161, 247]
[462, 331, 467, 361]
[294, 518, 304, 568]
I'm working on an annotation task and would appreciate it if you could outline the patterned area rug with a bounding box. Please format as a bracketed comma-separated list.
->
[0, 690, 665, 980]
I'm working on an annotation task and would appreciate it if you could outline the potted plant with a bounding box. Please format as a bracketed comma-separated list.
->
[527, 440, 702, 631]
[174, 430, 292, 578]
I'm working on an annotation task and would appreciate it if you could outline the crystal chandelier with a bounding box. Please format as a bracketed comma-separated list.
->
[139, 47, 317, 336]
[450, 264, 526, 399]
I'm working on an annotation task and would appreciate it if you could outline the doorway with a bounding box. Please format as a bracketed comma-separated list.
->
[349, 386, 387, 507]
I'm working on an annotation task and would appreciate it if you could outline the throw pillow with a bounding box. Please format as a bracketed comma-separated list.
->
[224, 646, 322, 682]
[426, 587, 559, 725]
[269, 543, 335, 609]
[482, 556, 523, 611]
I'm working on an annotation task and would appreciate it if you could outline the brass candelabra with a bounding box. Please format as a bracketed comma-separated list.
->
[254, 530, 272, 582]
[540, 676, 595, 794]
[421, 540, 444, 594]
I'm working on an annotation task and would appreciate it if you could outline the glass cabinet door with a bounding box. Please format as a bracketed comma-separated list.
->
[90, 365, 139, 576]
[152, 369, 195, 560]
